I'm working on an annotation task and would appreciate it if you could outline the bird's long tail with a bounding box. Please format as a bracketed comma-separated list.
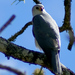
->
[45, 50, 62, 75]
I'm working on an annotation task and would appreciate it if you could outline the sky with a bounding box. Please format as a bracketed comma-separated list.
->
[0, 0, 75, 75]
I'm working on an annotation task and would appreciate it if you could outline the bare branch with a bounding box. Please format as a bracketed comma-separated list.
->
[33, 0, 41, 4]
[59, 0, 74, 50]
[0, 15, 16, 33]
[67, 30, 74, 50]
[8, 21, 32, 41]
[0, 64, 25, 75]
[0, 37, 75, 75]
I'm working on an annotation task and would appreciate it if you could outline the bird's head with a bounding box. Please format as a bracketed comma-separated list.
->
[32, 4, 45, 17]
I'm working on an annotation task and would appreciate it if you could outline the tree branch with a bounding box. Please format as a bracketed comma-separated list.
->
[33, 0, 41, 4]
[8, 21, 32, 41]
[0, 37, 75, 75]
[59, 0, 74, 50]
[0, 15, 16, 33]
[0, 64, 25, 75]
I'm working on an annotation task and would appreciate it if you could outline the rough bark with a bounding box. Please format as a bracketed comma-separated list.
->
[0, 37, 75, 75]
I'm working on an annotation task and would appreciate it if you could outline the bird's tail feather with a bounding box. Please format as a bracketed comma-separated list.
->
[45, 50, 62, 75]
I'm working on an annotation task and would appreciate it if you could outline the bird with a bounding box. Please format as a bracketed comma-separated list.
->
[32, 4, 62, 75]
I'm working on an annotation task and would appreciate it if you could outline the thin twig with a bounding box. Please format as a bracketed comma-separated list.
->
[8, 21, 32, 41]
[0, 64, 25, 75]
[0, 15, 16, 33]
[38, 67, 43, 75]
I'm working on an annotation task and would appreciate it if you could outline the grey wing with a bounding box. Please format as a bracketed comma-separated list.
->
[32, 15, 61, 51]
[32, 19, 42, 50]
[35, 38, 42, 50]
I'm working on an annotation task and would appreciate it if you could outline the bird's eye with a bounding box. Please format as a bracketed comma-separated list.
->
[36, 7, 39, 9]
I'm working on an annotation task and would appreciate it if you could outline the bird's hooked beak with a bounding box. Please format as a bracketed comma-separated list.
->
[39, 7, 44, 11]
